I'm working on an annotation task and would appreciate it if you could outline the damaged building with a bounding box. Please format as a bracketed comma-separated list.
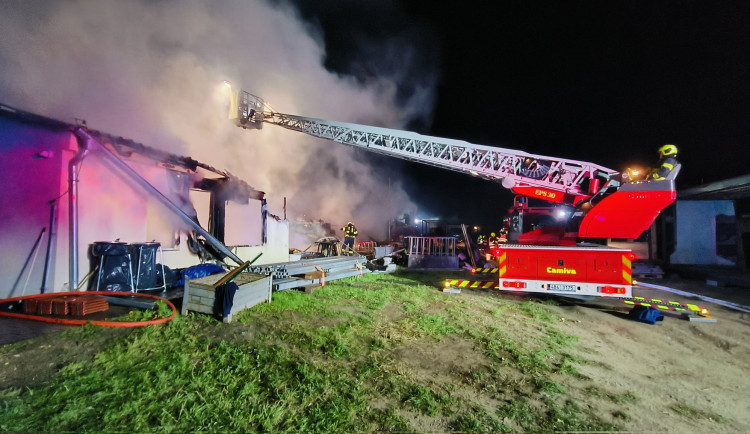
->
[0, 103, 288, 299]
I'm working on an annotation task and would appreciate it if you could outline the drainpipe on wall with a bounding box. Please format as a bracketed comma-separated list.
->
[68, 132, 91, 290]
[40, 199, 57, 293]
[71, 127, 245, 267]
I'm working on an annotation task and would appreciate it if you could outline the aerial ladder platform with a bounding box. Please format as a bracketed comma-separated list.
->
[229, 88, 679, 299]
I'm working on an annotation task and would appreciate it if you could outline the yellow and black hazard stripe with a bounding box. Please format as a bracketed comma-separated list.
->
[629, 296, 706, 313]
[445, 280, 499, 289]
[622, 300, 688, 312]
[622, 254, 632, 285]
[622, 296, 709, 316]
[497, 252, 507, 279]
[472, 267, 499, 274]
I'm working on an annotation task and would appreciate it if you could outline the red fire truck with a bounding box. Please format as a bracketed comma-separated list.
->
[230, 89, 679, 299]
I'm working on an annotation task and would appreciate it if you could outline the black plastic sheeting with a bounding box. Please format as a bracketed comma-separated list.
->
[131, 243, 160, 289]
[91, 242, 164, 291]
[91, 242, 132, 291]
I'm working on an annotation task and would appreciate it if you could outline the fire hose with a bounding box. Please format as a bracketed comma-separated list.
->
[0, 291, 177, 328]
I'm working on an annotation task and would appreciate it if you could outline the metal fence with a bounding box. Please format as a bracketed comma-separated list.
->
[406, 236, 457, 257]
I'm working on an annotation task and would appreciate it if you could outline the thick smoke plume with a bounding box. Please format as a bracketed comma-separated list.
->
[0, 0, 434, 245]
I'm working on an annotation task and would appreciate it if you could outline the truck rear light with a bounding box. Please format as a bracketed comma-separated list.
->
[502, 281, 526, 289]
[599, 286, 626, 294]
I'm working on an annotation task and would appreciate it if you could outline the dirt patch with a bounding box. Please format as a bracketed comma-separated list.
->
[328, 304, 370, 321]
[381, 302, 407, 322]
[393, 335, 486, 380]
[550, 291, 750, 432]
[0, 327, 132, 389]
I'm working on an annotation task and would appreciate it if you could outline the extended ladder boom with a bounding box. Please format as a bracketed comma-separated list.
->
[231, 89, 678, 241]
[232, 90, 618, 206]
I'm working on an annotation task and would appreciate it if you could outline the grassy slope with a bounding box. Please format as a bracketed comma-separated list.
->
[0, 270, 626, 433]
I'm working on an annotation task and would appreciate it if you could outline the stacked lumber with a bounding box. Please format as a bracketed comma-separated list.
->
[36, 299, 53, 315]
[70, 296, 109, 316]
[52, 298, 71, 315]
[22, 299, 38, 314]
[21, 295, 109, 316]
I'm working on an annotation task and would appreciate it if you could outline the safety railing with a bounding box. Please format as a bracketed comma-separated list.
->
[406, 237, 457, 257]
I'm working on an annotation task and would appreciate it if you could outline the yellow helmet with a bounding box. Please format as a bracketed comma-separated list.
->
[490, 232, 496, 237]
[658, 144, 678, 157]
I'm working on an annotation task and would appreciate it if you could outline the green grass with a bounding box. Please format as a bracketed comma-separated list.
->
[0, 270, 624, 433]
[585, 386, 639, 405]
[670, 403, 726, 423]
[453, 407, 511, 432]
[518, 300, 559, 322]
[110, 299, 174, 322]
[413, 313, 459, 339]
[404, 384, 451, 416]
[497, 399, 536, 428]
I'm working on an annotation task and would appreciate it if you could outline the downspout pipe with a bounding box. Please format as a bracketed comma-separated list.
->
[69, 133, 91, 290]
[41, 199, 57, 293]
[71, 128, 244, 266]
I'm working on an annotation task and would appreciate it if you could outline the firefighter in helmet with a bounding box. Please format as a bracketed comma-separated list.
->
[476, 234, 486, 246]
[341, 221, 358, 255]
[488, 232, 498, 250]
[650, 144, 679, 181]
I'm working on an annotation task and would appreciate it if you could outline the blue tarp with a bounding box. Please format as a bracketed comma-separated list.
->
[628, 305, 664, 325]
[175, 263, 225, 287]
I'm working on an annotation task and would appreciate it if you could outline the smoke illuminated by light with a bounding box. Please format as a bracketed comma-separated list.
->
[0, 0, 435, 245]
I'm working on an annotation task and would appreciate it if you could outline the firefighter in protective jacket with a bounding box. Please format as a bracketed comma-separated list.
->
[651, 144, 679, 181]
[341, 222, 358, 255]
[488, 232, 498, 250]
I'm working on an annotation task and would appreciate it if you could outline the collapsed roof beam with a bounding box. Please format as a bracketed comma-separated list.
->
[72, 128, 245, 272]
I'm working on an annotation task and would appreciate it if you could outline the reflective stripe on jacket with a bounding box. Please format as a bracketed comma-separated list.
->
[342, 225, 358, 238]
[652, 156, 678, 180]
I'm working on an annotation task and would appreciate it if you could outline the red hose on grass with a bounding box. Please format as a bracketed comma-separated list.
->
[0, 291, 177, 328]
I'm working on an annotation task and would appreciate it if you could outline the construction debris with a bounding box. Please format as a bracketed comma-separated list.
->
[23, 295, 109, 317]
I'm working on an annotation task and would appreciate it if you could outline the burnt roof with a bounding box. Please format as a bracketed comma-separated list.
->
[678, 174, 750, 200]
[1, 102, 264, 200]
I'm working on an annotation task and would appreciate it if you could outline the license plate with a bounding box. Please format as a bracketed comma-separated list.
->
[547, 284, 577, 292]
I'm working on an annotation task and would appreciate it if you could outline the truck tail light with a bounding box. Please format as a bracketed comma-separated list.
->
[599, 286, 626, 294]
[502, 281, 526, 289]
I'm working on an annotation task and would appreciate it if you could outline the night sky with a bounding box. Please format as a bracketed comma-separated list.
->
[287, 1, 749, 229]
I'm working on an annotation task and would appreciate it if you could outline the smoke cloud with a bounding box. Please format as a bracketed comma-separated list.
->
[0, 0, 436, 245]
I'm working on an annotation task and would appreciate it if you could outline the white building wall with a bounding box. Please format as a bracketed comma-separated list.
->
[1, 122, 70, 298]
[1, 114, 290, 298]
[670, 200, 735, 265]
[232, 218, 290, 265]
